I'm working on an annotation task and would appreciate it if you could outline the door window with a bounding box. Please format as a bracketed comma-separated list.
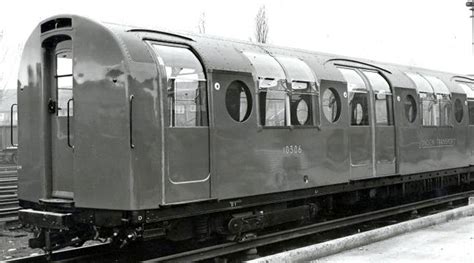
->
[151, 44, 208, 127]
[338, 68, 369, 126]
[361, 71, 394, 126]
[56, 52, 73, 117]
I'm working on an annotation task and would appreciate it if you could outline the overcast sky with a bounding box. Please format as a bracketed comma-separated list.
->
[0, 0, 473, 89]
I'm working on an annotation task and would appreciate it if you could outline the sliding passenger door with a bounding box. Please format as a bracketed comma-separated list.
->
[150, 44, 210, 204]
[361, 70, 396, 176]
[338, 68, 374, 179]
[339, 67, 396, 179]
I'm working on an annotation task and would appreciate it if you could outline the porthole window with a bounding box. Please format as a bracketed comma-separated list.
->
[296, 99, 309, 125]
[354, 103, 364, 125]
[290, 93, 314, 126]
[322, 88, 341, 123]
[454, 98, 463, 123]
[225, 81, 252, 122]
[404, 94, 417, 123]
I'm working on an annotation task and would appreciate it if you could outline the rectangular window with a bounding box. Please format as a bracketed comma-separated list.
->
[151, 44, 208, 127]
[438, 94, 452, 126]
[362, 70, 394, 126]
[56, 52, 73, 117]
[275, 57, 318, 127]
[374, 93, 392, 125]
[469, 101, 474, 125]
[420, 93, 438, 126]
[258, 79, 288, 127]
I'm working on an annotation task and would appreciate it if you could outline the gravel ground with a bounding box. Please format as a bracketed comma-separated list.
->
[0, 223, 43, 261]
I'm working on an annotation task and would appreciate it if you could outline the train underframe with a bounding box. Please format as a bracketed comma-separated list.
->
[19, 167, 474, 252]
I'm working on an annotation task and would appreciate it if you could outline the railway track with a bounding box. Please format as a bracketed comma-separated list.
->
[6, 189, 474, 263]
[0, 166, 19, 223]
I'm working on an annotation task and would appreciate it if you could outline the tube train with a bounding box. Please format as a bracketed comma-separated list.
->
[17, 15, 474, 250]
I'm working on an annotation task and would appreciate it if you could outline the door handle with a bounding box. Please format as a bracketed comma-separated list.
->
[67, 98, 74, 149]
[129, 95, 135, 149]
[10, 104, 17, 147]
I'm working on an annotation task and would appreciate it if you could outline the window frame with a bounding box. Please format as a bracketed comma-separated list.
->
[55, 50, 73, 117]
[225, 80, 253, 123]
[360, 69, 394, 126]
[321, 87, 342, 124]
[405, 72, 453, 128]
[337, 66, 371, 127]
[243, 52, 321, 129]
[148, 42, 209, 128]
[468, 100, 474, 126]
[278, 56, 319, 128]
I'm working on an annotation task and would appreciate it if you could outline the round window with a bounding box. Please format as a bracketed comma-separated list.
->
[404, 94, 417, 123]
[322, 88, 341, 123]
[354, 103, 364, 125]
[454, 98, 463, 123]
[296, 99, 309, 125]
[225, 81, 252, 122]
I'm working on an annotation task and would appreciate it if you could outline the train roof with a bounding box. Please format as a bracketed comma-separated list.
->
[35, 15, 474, 95]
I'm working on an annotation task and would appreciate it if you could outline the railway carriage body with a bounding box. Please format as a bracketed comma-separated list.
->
[17, 15, 474, 250]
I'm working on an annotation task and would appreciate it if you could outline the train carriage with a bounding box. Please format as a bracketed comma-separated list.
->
[17, 15, 474, 250]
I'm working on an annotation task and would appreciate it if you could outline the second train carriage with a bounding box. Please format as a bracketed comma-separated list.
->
[17, 15, 474, 249]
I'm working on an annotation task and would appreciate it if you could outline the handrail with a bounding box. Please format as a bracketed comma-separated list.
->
[10, 104, 17, 147]
[129, 95, 135, 149]
[67, 98, 74, 149]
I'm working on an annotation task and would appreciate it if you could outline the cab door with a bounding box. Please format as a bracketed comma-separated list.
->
[150, 43, 210, 204]
[48, 39, 74, 198]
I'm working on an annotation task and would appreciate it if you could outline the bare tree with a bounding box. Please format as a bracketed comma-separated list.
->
[255, 5, 269, 43]
[197, 12, 206, 34]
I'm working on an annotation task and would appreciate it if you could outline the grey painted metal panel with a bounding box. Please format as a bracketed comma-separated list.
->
[375, 127, 396, 175]
[17, 26, 48, 203]
[165, 127, 210, 204]
[349, 126, 372, 179]
[210, 73, 350, 200]
[51, 117, 73, 198]
[126, 61, 163, 209]
[72, 17, 135, 209]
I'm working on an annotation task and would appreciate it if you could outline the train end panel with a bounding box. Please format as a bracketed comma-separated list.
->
[17, 15, 163, 211]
